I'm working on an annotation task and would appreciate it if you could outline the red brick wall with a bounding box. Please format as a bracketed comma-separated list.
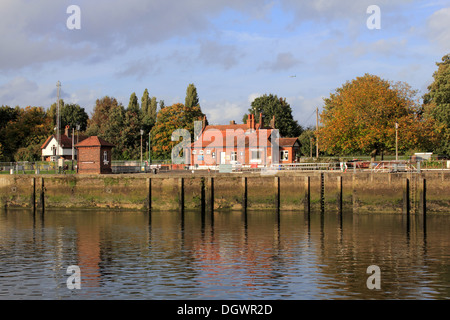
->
[77, 146, 113, 174]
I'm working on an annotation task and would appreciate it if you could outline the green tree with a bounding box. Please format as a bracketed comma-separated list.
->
[2, 106, 53, 161]
[86, 96, 121, 136]
[423, 53, 450, 155]
[244, 94, 303, 137]
[298, 127, 316, 157]
[121, 92, 143, 160]
[185, 83, 199, 109]
[150, 103, 204, 160]
[61, 103, 89, 131]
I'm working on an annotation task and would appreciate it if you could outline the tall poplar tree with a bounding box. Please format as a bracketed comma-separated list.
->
[185, 83, 200, 109]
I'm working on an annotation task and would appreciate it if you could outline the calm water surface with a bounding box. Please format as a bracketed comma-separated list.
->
[0, 209, 449, 300]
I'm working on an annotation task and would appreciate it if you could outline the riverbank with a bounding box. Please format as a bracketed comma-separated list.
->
[0, 171, 449, 213]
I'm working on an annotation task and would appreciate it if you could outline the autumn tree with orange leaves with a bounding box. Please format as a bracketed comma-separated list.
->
[318, 74, 440, 159]
[150, 103, 205, 160]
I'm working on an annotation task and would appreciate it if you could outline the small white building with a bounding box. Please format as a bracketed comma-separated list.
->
[41, 126, 86, 161]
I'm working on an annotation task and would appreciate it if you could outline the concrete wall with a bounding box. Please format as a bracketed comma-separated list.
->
[0, 171, 449, 213]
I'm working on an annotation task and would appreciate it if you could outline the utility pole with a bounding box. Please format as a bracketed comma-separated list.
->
[56, 81, 61, 174]
[316, 107, 319, 159]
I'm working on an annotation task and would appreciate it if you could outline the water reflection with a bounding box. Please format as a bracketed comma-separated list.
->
[0, 208, 449, 300]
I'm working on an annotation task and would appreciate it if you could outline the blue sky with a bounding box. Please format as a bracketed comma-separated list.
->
[0, 0, 449, 128]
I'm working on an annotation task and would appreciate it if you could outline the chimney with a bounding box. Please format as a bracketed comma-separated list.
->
[230, 120, 236, 125]
[202, 115, 207, 130]
[247, 114, 255, 130]
[259, 112, 263, 128]
[65, 125, 70, 137]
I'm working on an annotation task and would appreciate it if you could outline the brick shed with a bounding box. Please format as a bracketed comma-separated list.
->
[75, 136, 115, 174]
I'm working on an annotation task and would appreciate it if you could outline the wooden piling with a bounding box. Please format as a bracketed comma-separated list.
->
[403, 178, 410, 216]
[201, 177, 206, 214]
[179, 177, 184, 212]
[337, 176, 343, 215]
[419, 178, 426, 216]
[39, 177, 45, 213]
[146, 178, 152, 212]
[209, 177, 214, 214]
[304, 176, 310, 215]
[275, 176, 280, 211]
[320, 173, 325, 213]
[242, 177, 248, 211]
[31, 178, 36, 213]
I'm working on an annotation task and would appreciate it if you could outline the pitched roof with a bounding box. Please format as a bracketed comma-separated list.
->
[75, 136, 115, 148]
[41, 134, 89, 149]
[278, 138, 300, 147]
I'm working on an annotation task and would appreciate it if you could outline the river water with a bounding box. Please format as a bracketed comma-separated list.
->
[0, 209, 449, 300]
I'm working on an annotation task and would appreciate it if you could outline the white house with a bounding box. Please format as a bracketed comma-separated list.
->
[41, 125, 86, 161]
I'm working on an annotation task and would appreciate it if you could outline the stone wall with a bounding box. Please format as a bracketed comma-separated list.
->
[0, 171, 449, 213]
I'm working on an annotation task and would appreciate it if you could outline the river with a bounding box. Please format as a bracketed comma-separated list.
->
[0, 209, 449, 300]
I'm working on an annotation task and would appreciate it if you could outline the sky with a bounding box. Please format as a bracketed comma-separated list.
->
[0, 0, 449, 128]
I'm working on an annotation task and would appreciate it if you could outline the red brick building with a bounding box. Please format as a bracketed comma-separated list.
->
[75, 136, 114, 174]
[188, 114, 300, 167]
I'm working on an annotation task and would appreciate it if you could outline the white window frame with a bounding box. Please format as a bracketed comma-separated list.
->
[250, 148, 262, 163]
[281, 150, 289, 161]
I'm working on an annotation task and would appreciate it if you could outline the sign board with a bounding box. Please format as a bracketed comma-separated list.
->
[219, 164, 233, 173]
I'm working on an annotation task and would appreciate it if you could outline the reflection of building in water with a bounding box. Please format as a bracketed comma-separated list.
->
[77, 225, 101, 288]
[190, 215, 285, 289]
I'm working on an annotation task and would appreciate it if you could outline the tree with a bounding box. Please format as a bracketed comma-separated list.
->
[298, 127, 316, 157]
[141, 89, 158, 133]
[61, 103, 89, 131]
[127, 92, 140, 114]
[150, 103, 204, 160]
[1, 106, 53, 161]
[86, 96, 121, 136]
[423, 53, 450, 155]
[318, 74, 440, 158]
[244, 94, 303, 137]
[185, 83, 199, 109]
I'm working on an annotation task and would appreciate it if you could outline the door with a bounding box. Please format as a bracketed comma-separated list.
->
[220, 152, 226, 164]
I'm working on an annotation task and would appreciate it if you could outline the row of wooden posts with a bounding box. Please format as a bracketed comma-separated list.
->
[26, 175, 427, 217]
[147, 174, 428, 217]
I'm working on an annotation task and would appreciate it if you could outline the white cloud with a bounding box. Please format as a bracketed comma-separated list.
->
[427, 7, 450, 51]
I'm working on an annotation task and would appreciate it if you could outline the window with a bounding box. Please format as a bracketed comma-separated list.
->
[103, 151, 108, 162]
[231, 151, 237, 162]
[199, 149, 204, 155]
[281, 150, 289, 161]
[206, 149, 211, 155]
[192, 150, 197, 155]
[251, 149, 262, 163]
